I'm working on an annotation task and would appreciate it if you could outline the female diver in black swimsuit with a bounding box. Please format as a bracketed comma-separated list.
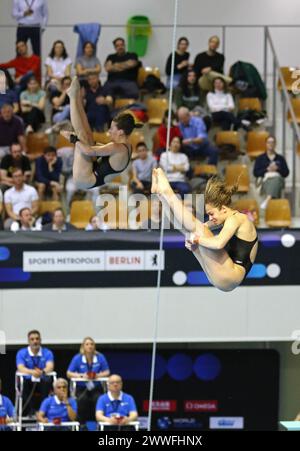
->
[61, 76, 143, 189]
[151, 168, 258, 292]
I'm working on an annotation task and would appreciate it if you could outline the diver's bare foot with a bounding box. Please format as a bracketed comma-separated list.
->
[66, 76, 80, 98]
[152, 168, 173, 196]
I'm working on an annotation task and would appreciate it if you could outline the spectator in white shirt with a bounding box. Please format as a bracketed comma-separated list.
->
[45, 40, 72, 92]
[12, 0, 48, 56]
[131, 142, 157, 194]
[206, 77, 238, 130]
[4, 168, 39, 229]
[159, 136, 191, 198]
[11, 207, 42, 231]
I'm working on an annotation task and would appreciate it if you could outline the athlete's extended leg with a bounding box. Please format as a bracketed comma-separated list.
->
[152, 168, 244, 291]
[64, 77, 96, 189]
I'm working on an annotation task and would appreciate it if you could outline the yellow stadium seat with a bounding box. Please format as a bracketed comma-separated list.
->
[70, 200, 95, 229]
[278, 66, 298, 92]
[225, 164, 250, 193]
[265, 199, 292, 228]
[138, 66, 161, 88]
[233, 198, 259, 225]
[114, 98, 135, 109]
[129, 131, 146, 157]
[287, 98, 300, 123]
[238, 97, 262, 112]
[146, 98, 168, 125]
[215, 131, 241, 152]
[26, 133, 49, 159]
[56, 134, 74, 149]
[193, 164, 218, 177]
[39, 201, 62, 215]
[93, 131, 111, 144]
[246, 131, 269, 159]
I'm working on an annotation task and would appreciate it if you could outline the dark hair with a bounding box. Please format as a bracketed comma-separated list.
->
[136, 141, 147, 150]
[28, 330, 41, 339]
[49, 40, 68, 59]
[113, 37, 125, 46]
[205, 176, 238, 208]
[83, 41, 96, 55]
[179, 69, 200, 97]
[19, 207, 31, 217]
[26, 76, 38, 87]
[11, 167, 23, 175]
[0, 68, 15, 90]
[44, 146, 57, 155]
[62, 76, 72, 84]
[170, 135, 183, 146]
[212, 76, 227, 92]
[177, 36, 189, 47]
[113, 111, 143, 136]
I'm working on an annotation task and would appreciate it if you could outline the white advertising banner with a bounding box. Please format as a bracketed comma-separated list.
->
[23, 250, 164, 272]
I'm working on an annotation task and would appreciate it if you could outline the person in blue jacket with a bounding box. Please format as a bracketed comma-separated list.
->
[37, 378, 77, 426]
[96, 374, 138, 427]
[0, 378, 15, 430]
[67, 337, 110, 424]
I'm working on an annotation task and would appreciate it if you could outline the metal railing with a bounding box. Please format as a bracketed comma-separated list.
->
[265, 28, 300, 215]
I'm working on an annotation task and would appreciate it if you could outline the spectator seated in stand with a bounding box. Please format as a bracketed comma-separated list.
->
[177, 106, 219, 164]
[0, 142, 31, 192]
[0, 69, 19, 113]
[174, 69, 204, 113]
[0, 378, 15, 430]
[103, 37, 141, 100]
[194, 35, 232, 93]
[35, 146, 63, 201]
[159, 136, 191, 198]
[165, 36, 190, 89]
[253, 135, 289, 209]
[4, 168, 39, 230]
[155, 110, 182, 160]
[67, 337, 110, 425]
[11, 207, 42, 231]
[131, 142, 157, 194]
[20, 76, 46, 134]
[36, 378, 77, 426]
[48, 76, 72, 130]
[85, 215, 110, 231]
[206, 77, 240, 131]
[42, 207, 77, 232]
[45, 40, 72, 93]
[75, 41, 101, 88]
[0, 104, 26, 161]
[16, 330, 55, 417]
[0, 40, 41, 93]
[83, 74, 112, 131]
[96, 374, 138, 428]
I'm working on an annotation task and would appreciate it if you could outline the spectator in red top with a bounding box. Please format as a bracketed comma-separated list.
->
[0, 41, 41, 91]
[155, 110, 181, 160]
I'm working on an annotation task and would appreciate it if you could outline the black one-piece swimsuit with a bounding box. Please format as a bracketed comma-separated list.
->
[90, 143, 132, 188]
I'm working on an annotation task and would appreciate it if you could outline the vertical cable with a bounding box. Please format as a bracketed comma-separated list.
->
[147, 0, 179, 432]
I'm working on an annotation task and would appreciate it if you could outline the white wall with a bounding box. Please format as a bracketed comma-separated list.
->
[0, 286, 299, 345]
[0, 0, 300, 78]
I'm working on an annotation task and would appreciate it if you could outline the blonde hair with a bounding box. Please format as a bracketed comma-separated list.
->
[80, 337, 98, 355]
[205, 176, 238, 209]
